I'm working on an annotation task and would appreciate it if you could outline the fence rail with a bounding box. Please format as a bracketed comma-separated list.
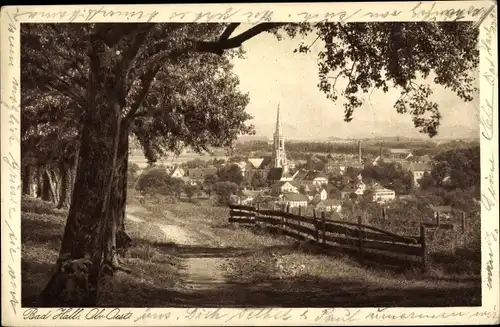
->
[228, 204, 428, 271]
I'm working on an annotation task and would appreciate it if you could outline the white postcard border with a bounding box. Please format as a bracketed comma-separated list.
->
[1, 1, 498, 326]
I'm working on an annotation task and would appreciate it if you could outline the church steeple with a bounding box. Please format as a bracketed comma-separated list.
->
[273, 103, 288, 173]
[275, 103, 282, 136]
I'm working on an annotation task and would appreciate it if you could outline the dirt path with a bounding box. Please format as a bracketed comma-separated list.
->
[126, 205, 227, 292]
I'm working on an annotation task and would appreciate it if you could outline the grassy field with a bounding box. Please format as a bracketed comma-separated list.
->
[22, 196, 181, 307]
[22, 193, 481, 307]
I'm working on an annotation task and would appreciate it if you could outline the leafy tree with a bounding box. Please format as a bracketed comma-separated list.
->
[135, 168, 184, 197]
[212, 181, 239, 205]
[184, 184, 199, 201]
[250, 172, 268, 189]
[434, 146, 479, 190]
[418, 171, 437, 190]
[184, 158, 209, 169]
[203, 174, 219, 196]
[23, 22, 478, 306]
[217, 163, 244, 186]
[362, 162, 413, 194]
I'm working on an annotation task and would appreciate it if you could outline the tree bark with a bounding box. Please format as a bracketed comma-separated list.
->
[41, 29, 124, 307]
[41, 169, 52, 202]
[36, 167, 43, 198]
[57, 162, 71, 209]
[114, 125, 132, 256]
[22, 165, 31, 195]
[46, 169, 60, 204]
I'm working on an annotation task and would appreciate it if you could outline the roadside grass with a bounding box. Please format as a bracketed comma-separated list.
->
[22, 193, 482, 307]
[134, 192, 291, 249]
[133, 194, 481, 307]
[21, 196, 180, 307]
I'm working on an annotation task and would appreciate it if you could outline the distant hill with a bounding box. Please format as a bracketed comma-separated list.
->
[236, 135, 270, 143]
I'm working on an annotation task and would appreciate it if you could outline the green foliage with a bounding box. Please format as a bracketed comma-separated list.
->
[22, 23, 255, 168]
[281, 22, 479, 138]
[183, 184, 199, 201]
[202, 174, 219, 196]
[362, 162, 413, 194]
[217, 163, 244, 186]
[135, 168, 184, 197]
[250, 173, 268, 189]
[434, 146, 480, 190]
[419, 146, 480, 193]
[212, 181, 239, 205]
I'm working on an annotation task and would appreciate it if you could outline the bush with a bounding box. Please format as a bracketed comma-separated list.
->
[135, 167, 184, 197]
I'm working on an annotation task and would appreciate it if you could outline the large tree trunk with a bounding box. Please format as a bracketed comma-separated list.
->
[36, 167, 43, 198]
[41, 169, 52, 202]
[114, 125, 132, 256]
[46, 168, 60, 204]
[22, 165, 31, 195]
[57, 162, 71, 209]
[40, 29, 125, 307]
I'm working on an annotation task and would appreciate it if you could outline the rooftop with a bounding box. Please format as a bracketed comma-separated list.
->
[282, 192, 309, 202]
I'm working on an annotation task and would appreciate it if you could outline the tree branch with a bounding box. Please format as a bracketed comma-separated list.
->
[36, 65, 86, 109]
[219, 23, 241, 41]
[194, 23, 283, 55]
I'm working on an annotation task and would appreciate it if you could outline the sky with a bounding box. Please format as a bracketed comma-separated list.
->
[230, 24, 480, 141]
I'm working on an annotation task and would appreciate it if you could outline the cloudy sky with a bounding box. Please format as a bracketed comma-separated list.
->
[230, 24, 480, 140]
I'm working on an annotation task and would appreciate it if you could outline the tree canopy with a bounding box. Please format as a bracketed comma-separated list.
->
[280, 22, 478, 137]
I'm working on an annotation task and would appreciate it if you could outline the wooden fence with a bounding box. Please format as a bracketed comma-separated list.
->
[228, 204, 429, 271]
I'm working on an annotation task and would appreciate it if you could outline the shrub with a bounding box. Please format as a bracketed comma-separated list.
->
[135, 167, 184, 197]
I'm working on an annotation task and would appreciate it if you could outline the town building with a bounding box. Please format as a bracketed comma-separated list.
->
[403, 162, 432, 186]
[280, 192, 309, 208]
[305, 185, 328, 201]
[169, 167, 185, 178]
[271, 181, 299, 196]
[295, 170, 328, 186]
[371, 184, 396, 203]
[311, 198, 342, 213]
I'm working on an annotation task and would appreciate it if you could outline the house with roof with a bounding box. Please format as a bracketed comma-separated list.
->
[271, 181, 298, 196]
[370, 184, 396, 203]
[305, 185, 328, 202]
[295, 170, 328, 186]
[169, 167, 185, 179]
[430, 205, 454, 220]
[267, 167, 295, 182]
[389, 148, 412, 159]
[280, 192, 309, 208]
[340, 180, 366, 199]
[403, 162, 432, 186]
[415, 155, 432, 163]
[311, 198, 342, 213]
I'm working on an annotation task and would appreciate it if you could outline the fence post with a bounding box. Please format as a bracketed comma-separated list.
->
[358, 215, 364, 262]
[436, 212, 440, 226]
[420, 224, 428, 273]
[313, 209, 319, 242]
[461, 211, 466, 233]
[321, 211, 326, 243]
[256, 203, 260, 225]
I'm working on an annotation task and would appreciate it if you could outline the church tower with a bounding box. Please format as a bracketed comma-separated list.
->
[273, 104, 288, 173]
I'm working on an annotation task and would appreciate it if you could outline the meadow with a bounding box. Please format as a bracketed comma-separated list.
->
[21, 191, 481, 307]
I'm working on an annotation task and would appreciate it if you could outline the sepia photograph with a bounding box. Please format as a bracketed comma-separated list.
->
[0, 2, 496, 324]
[16, 20, 485, 310]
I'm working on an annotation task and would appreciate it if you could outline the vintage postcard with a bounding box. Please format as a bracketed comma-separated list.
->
[1, 1, 499, 326]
